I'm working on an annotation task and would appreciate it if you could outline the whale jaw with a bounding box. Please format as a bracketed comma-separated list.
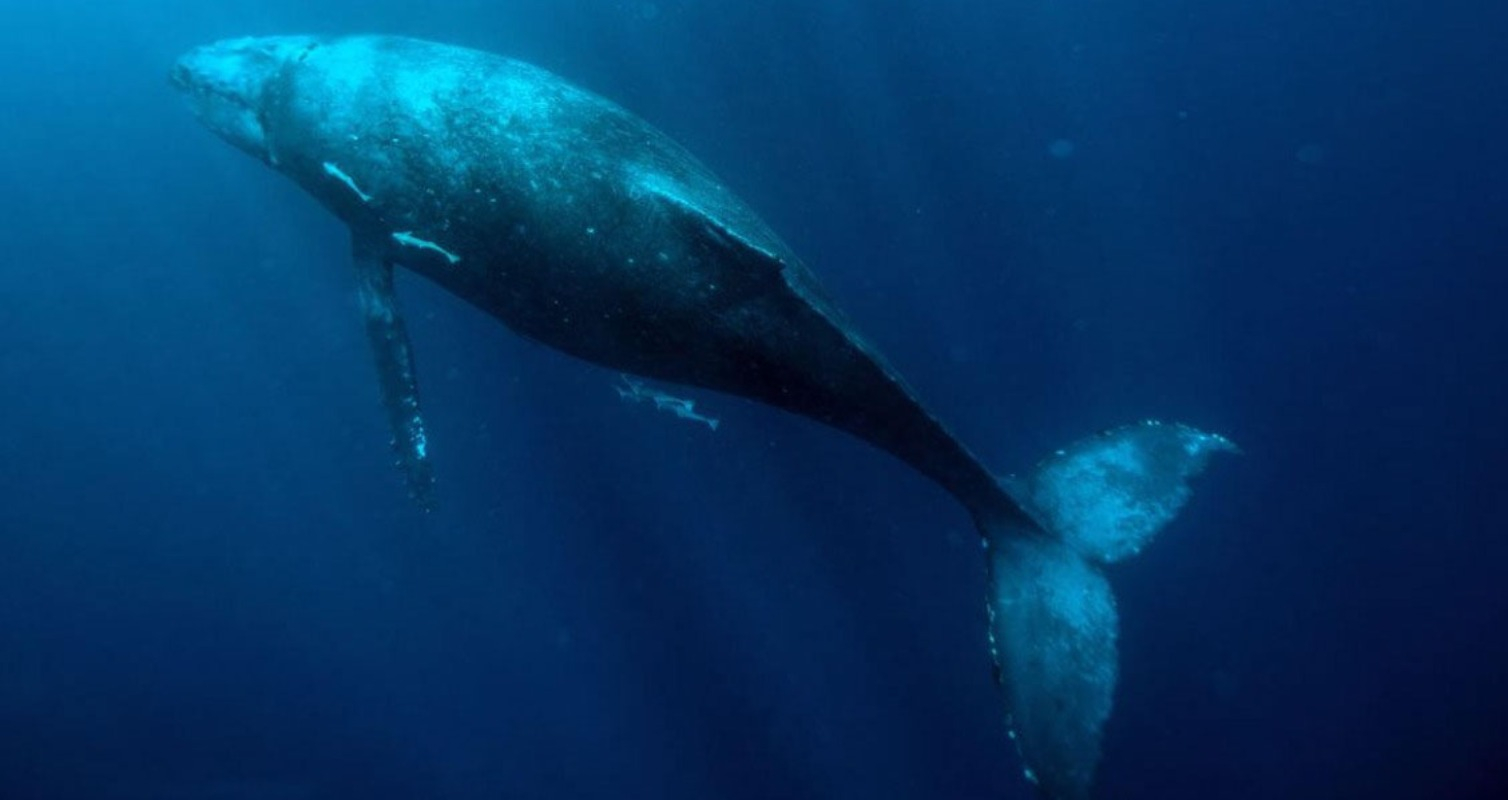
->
[171, 36, 322, 163]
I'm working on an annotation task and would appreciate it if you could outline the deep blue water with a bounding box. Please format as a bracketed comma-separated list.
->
[2, 2, 1505, 798]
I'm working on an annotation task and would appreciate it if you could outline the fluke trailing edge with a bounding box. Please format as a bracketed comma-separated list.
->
[173, 35, 1236, 799]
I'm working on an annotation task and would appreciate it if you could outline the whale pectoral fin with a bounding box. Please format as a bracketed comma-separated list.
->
[353, 243, 436, 510]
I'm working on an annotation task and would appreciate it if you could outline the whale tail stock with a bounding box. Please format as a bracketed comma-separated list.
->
[975, 421, 1237, 799]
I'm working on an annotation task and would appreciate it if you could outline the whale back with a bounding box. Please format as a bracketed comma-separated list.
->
[252, 35, 1022, 525]
[255, 38, 855, 358]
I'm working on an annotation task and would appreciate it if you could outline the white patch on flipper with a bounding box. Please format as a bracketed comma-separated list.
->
[392, 231, 462, 265]
[356, 281, 393, 323]
[322, 161, 372, 202]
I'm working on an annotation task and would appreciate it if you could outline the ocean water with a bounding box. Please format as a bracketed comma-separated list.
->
[1, 1, 1504, 798]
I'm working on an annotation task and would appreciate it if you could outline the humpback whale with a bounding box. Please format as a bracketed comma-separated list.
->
[172, 35, 1235, 799]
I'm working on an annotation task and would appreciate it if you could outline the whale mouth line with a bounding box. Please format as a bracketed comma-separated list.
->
[171, 64, 253, 112]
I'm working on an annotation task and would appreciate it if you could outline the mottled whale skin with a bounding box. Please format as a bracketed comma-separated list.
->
[173, 35, 1235, 800]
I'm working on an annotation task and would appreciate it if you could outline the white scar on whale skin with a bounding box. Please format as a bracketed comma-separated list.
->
[321, 161, 372, 202]
[392, 231, 462, 265]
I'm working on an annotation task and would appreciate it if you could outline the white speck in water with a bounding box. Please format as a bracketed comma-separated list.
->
[1048, 138, 1076, 159]
[1296, 142, 1326, 165]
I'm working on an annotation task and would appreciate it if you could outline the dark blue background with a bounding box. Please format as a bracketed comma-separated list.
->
[2, 1, 1503, 798]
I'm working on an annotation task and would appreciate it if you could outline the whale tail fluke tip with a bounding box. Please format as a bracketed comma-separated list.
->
[983, 421, 1236, 799]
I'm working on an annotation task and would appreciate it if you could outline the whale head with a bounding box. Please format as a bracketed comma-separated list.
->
[172, 36, 322, 163]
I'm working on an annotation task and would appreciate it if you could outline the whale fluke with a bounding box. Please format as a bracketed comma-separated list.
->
[984, 422, 1237, 799]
